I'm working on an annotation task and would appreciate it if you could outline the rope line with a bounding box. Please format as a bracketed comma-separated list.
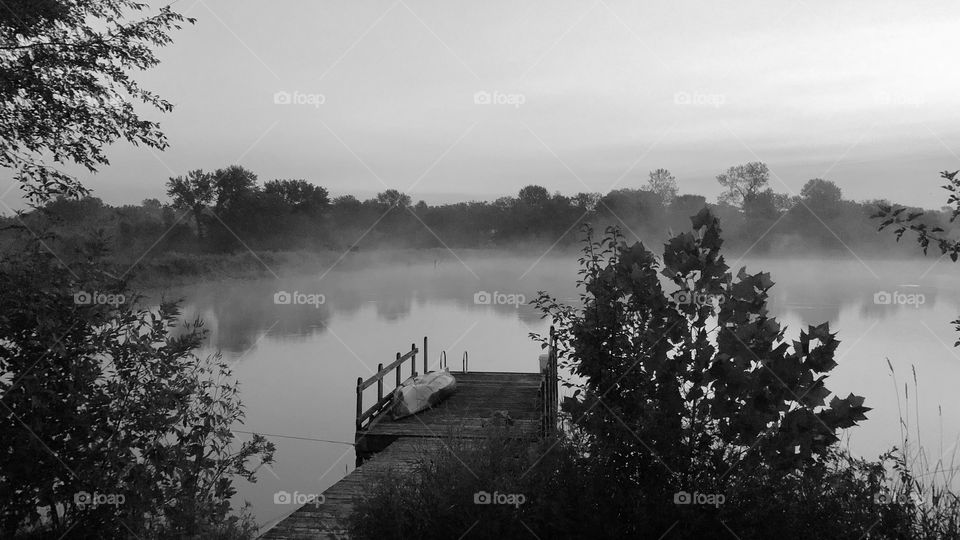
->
[233, 429, 355, 446]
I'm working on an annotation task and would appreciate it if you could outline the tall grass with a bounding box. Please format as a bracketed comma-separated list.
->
[885, 359, 960, 538]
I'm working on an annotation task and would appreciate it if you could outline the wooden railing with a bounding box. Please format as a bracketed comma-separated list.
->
[541, 326, 559, 437]
[355, 337, 428, 430]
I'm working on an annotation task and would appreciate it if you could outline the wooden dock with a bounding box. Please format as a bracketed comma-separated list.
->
[260, 336, 558, 539]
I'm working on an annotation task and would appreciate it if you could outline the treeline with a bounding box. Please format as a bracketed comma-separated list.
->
[7, 162, 955, 259]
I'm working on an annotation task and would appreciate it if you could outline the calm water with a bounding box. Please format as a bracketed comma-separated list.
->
[153, 254, 960, 528]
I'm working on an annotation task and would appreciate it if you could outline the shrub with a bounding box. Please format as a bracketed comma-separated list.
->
[0, 236, 274, 538]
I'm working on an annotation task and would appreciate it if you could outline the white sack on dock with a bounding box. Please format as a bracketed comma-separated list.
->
[390, 369, 457, 419]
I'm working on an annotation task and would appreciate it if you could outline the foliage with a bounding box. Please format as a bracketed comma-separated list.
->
[0, 236, 274, 538]
[263, 179, 330, 216]
[375, 189, 412, 209]
[167, 170, 215, 240]
[9, 165, 950, 267]
[716, 161, 770, 206]
[646, 168, 678, 204]
[349, 427, 592, 540]
[874, 170, 960, 261]
[0, 0, 193, 202]
[536, 209, 870, 475]
[873, 170, 960, 342]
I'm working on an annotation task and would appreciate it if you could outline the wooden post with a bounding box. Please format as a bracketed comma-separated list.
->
[411, 343, 416, 377]
[395, 352, 401, 389]
[356, 376, 363, 430]
[423, 336, 428, 374]
[377, 362, 384, 402]
[548, 326, 558, 434]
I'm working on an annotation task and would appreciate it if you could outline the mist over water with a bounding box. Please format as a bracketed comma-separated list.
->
[153, 253, 960, 527]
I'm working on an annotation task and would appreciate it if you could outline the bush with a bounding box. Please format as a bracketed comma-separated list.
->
[0, 236, 274, 538]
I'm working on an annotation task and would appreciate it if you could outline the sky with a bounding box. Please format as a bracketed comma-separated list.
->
[5, 0, 960, 210]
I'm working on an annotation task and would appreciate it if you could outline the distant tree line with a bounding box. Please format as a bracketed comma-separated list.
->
[7, 162, 956, 260]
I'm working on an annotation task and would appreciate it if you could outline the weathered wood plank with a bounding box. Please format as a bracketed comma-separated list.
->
[261, 372, 543, 540]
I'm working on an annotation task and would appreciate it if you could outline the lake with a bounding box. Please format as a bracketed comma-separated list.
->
[153, 252, 960, 528]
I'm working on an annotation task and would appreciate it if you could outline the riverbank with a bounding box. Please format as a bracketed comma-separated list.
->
[114, 243, 944, 290]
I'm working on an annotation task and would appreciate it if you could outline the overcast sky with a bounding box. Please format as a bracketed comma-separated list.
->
[5, 0, 960, 210]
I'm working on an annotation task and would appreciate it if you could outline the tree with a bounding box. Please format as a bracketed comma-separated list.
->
[0, 1, 194, 202]
[573, 192, 601, 211]
[743, 188, 782, 221]
[166, 170, 214, 240]
[518, 185, 550, 207]
[596, 188, 665, 233]
[716, 162, 770, 206]
[212, 165, 258, 213]
[375, 189, 412, 209]
[533, 211, 869, 534]
[670, 194, 707, 214]
[646, 168, 678, 204]
[800, 178, 843, 218]
[264, 179, 330, 215]
[141, 198, 163, 211]
[0, 239, 274, 537]
[332, 194, 362, 211]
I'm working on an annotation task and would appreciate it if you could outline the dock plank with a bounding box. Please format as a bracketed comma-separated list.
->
[260, 371, 543, 539]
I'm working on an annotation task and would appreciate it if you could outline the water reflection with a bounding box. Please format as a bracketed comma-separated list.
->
[145, 254, 960, 528]
[158, 256, 960, 354]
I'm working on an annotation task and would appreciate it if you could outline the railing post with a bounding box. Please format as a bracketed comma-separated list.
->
[423, 336, 428, 374]
[411, 343, 416, 377]
[395, 352, 401, 389]
[549, 326, 558, 434]
[377, 362, 384, 402]
[356, 376, 363, 430]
